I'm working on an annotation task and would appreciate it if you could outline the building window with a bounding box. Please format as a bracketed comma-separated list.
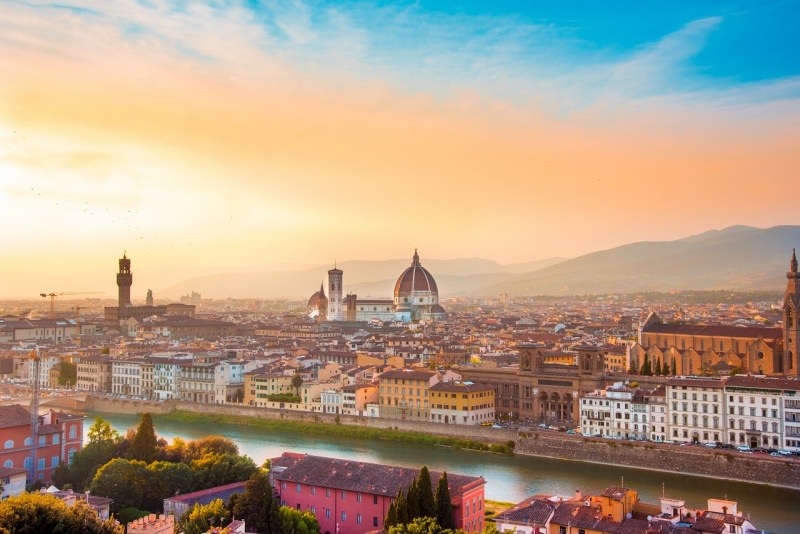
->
[69, 426, 77, 439]
[374, 494, 379, 505]
[357, 514, 363, 524]
[341, 511, 347, 522]
[3, 440, 12, 449]
[357, 493, 362, 502]
[341, 490, 346, 500]
[325, 509, 331, 519]
[296, 483, 301, 493]
[3, 460, 12, 468]
[326, 488, 331, 497]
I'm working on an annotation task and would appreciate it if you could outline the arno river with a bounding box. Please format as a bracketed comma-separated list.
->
[90, 412, 800, 533]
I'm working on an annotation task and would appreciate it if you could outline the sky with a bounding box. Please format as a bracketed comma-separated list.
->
[1, 0, 799, 298]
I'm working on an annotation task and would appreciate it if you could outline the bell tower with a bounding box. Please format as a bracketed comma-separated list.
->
[327, 263, 343, 321]
[117, 252, 133, 308]
[783, 249, 799, 375]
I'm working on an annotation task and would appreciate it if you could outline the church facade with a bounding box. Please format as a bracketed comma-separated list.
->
[632, 250, 800, 378]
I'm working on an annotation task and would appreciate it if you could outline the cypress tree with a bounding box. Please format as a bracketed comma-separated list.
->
[434, 472, 454, 530]
[671, 357, 677, 376]
[662, 359, 670, 376]
[655, 357, 662, 376]
[417, 466, 436, 518]
[127, 413, 158, 463]
[406, 476, 420, 520]
[395, 487, 409, 525]
[385, 500, 398, 528]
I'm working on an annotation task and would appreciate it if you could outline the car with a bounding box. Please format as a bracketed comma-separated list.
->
[736, 446, 753, 453]
[770, 452, 782, 457]
[703, 442, 717, 448]
[777, 449, 793, 456]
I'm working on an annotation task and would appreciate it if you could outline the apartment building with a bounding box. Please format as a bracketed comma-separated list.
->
[270, 452, 486, 534]
[724, 375, 799, 449]
[428, 381, 495, 425]
[76, 356, 112, 392]
[378, 368, 440, 421]
[666, 377, 724, 444]
[0, 405, 84, 483]
[244, 371, 294, 407]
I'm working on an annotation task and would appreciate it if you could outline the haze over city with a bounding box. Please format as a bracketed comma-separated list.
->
[2, 1, 799, 297]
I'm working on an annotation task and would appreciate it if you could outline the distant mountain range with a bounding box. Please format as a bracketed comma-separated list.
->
[159, 225, 800, 299]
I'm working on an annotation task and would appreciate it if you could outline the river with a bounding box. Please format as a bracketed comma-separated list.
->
[88, 412, 800, 533]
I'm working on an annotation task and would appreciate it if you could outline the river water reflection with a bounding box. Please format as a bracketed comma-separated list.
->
[89, 412, 800, 533]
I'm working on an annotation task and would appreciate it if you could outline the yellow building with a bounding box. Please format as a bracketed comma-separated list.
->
[429, 381, 495, 425]
[244, 371, 295, 407]
[379, 368, 439, 420]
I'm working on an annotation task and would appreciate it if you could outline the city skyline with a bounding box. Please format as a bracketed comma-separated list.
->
[2, 1, 799, 297]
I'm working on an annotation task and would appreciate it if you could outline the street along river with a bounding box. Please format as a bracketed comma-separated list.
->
[89, 412, 800, 533]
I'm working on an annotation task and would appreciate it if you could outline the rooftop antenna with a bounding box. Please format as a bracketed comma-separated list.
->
[621, 476, 624, 488]
[662, 482, 665, 498]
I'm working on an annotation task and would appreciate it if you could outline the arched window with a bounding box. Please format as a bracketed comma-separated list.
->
[3, 460, 12, 468]
[23, 437, 31, 446]
[3, 439, 13, 449]
[69, 426, 77, 439]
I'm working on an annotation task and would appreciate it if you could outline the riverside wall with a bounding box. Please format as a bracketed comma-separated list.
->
[82, 396, 800, 489]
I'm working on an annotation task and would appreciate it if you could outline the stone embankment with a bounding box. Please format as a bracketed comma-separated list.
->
[82, 396, 800, 489]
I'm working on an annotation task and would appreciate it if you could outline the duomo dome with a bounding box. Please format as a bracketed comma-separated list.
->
[393, 250, 445, 321]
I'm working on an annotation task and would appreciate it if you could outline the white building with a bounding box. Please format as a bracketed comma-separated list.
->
[723, 375, 799, 449]
[111, 360, 144, 396]
[666, 377, 724, 444]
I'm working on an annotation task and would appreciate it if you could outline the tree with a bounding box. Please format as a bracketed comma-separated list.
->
[670, 357, 677, 376]
[654, 357, 662, 376]
[662, 359, 670, 376]
[388, 516, 461, 534]
[54, 418, 122, 492]
[291, 372, 304, 396]
[395, 486, 409, 526]
[127, 413, 158, 463]
[145, 460, 195, 510]
[58, 361, 77, 387]
[183, 436, 239, 462]
[0, 492, 123, 534]
[417, 466, 436, 518]
[88, 417, 121, 445]
[386, 500, 399, 528]
[406, 476, 421, 521]
[434, 472, 455, 530]
[640, 354, 652, 376]
[278, 505, 320, 534]
[190, 453, 257, 490]
[232, 470, 280, 534]
[89, 458, 152, 512]
[181, 498, 230, 534]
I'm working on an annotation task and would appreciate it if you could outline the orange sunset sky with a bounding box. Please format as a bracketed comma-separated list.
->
[1, 1, 799, 298]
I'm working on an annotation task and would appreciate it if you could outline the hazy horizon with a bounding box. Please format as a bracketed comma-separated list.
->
[2, 1, 798, 298]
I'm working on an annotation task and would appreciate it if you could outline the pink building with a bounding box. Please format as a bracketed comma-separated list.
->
[270, 452, 486, 534]
[0, 404, 84, 483]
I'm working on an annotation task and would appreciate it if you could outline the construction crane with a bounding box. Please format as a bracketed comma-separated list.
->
[39, 291, 103, 317]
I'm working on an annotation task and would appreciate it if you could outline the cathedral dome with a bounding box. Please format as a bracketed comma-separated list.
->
[394, 250, 439, 298]
[307, 284, 328, 308]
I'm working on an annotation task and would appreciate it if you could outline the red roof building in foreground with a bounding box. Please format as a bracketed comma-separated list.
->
[269, 452, 485, 534]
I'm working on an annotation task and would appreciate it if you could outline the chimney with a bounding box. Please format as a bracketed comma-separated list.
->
[575, 489, 582, 501]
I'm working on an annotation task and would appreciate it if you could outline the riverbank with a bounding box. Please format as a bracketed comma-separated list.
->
[82, 395, 800, 490]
